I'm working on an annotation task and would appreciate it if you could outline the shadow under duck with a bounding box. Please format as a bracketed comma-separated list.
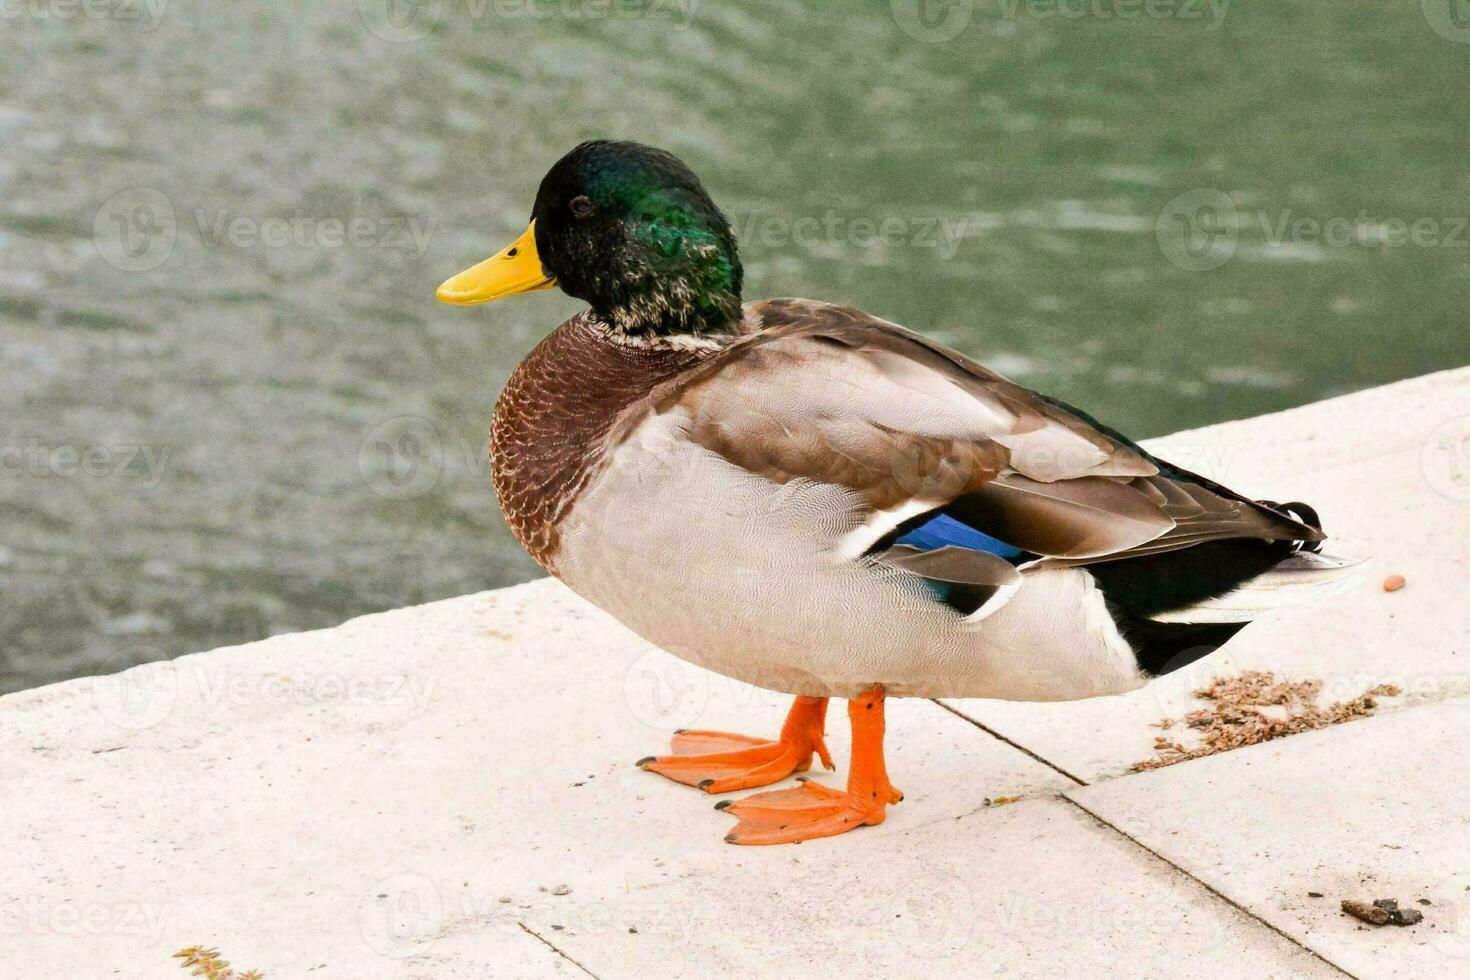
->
[436, 140, 1359, 845]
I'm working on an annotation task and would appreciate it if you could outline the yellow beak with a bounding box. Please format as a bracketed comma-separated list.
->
[435, 221, 556, 306]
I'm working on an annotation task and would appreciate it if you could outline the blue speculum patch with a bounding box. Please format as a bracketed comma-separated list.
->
[893, 512, 1025, 559]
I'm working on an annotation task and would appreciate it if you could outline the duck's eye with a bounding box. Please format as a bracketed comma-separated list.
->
[569, 195, 595, 219]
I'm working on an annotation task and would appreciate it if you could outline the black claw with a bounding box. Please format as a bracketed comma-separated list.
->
[714, 799, 732, 810]
[674, 728, 687, 735]
[724, 835, 738, 844]
[795, 776, 808, 783]
[697, 778, 715, 790]
[635, 756, 656, 767]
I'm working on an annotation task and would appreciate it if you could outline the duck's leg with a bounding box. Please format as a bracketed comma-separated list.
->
[637, 695, 833, 794]
[719, 686, 903, 845]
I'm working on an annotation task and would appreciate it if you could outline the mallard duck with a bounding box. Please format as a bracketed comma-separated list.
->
[437, 141, 1357, 845]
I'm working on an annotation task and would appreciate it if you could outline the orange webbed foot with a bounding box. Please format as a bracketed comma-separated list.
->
[637, 696, 832, 794]
[718, 776, 902, 845]
[719, 686, 900, 846]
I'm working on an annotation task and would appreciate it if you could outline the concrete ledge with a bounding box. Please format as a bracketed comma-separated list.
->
[1070, 702, 1470, 979]
[5, 367, 1469, 978]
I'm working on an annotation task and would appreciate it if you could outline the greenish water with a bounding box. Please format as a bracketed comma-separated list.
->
[2, 1, 1467, 692]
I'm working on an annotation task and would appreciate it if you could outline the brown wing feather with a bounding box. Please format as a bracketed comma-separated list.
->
[638, 298, 1320, 565]
[878, 544, 1023, 588]
[947, 474, 1174, 559]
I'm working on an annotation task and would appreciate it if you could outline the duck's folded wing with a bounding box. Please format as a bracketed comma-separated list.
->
[877, 544, 1023, 622]
[646, 299, 1320, 609]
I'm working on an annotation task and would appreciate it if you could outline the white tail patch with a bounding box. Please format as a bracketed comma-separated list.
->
[1150, 551, 1369, 624]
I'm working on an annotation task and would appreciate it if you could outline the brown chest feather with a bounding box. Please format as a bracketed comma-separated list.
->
[490, 316, 706, 569]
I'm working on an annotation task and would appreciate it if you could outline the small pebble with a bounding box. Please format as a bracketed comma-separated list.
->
[1343, 897, 1422, 927]
[1372, 898, 1422, 924]
[1383, 574, 1406, 592]
[497, 896, 512, 904]
[1308, 891, 1324, 898]
[551, 883, 572, 896]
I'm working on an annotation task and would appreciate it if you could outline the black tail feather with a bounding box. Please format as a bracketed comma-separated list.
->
[1110, 607, 1248, 677]
[1256, 499, 1324, 553]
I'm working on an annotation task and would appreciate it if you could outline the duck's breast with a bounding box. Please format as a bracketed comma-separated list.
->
[490, 315, 706, 568]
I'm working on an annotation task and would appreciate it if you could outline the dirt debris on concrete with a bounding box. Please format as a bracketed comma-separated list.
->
[173, 947, 264, 979]
[1134, 671, 1401, 772]
[1341, 898, 1423, 927]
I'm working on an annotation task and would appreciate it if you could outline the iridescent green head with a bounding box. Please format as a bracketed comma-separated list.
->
[437, 141, 743, 340]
